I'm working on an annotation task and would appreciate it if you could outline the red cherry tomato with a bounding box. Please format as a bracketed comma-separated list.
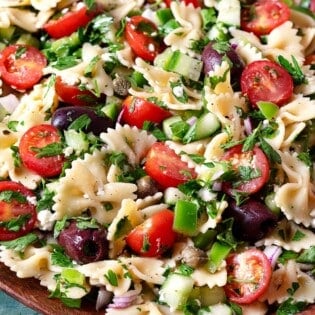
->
[43, 5, 95, 39]
[19, 124, 65, 178]
[55, 76, 101, 107]
[0, 181, 37, 241]
[125, 16, 163, 62]
[221, 144, 270, 195]
[145, 142, 197, 189]
[126, 209, 176, 257]
[241, 0, 290, 36]
[0, 45, 47, 91]
[164, 0, 201, 7]
[241, 60, 293, 107]
[305, 54, 315, 67]
[224, 248, 272, 304]
[120, 96, 172, 128]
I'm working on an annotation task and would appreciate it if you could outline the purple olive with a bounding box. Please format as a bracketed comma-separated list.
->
[223, 198, 278, 242]
[58, 221, 109, 264]
[201, 41, 244, 89]
[51, 106, 114, 135]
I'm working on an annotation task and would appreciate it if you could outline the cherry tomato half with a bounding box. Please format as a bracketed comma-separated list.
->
[120, 96, 172, 128]
[125, 16, 163, 62]
[55, 76, 101, 107]
[241, 60, 293, 107]
[0, 181, 37, 241]
[221, 144, 270, 195]
[0, 45, 47, 91]
[19, 124, 65, 178]
[145, 142, 197, 189]
[164, 0, 201, 7]
[241, 0, 290, 36]
[43, 5, 95, 39]
[224, 248, 272, 304]
[125, 209, 176, 257]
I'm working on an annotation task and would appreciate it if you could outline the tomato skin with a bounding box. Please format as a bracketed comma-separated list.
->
[164, 0, 201, 7]
[241, 60, 293, 107]
[145, 142, 197, 190]
[125, 16, 163, 62]
[55, 76, 101, 107]
[43, 5, 95, 39]
[241, 0, 290, 36]
[19, 124, 65, 178]
[0, 45, 47, 91]
[0, 181, 37, 241]
[221, 144, 270, 195]
[126, 209, 176, 257]
[224, 248, 272, 304]
[305, 54, 315, 67]
[120, 96, 172, 128]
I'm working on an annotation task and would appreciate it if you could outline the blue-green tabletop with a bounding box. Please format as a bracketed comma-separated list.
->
[0, 290, 39, 315]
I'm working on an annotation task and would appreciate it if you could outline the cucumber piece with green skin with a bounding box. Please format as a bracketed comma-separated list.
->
[155, 48, 203, 81]
[64, 129, 89, 155]
[0, 26, 15, 41]
[183, 111, 220, 143]
[163, 115, 189, 141]
[159, 273, 194, 311]
[199, 303, 233, 315]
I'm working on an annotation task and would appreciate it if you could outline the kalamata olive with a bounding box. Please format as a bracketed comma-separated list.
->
[201, 41, 244, 89]
[58, 221, 109, 264]
[51, 106, 114, 135]
[223, 198, 278, 242]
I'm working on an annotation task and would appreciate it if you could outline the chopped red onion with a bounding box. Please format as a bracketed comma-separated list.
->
[107, 289, 141, 309]
[0, 94, 19, 114]
[243, 117, 253, 135]
[264, 245, 282, 269]
[96, 287, 113, 311]
[212, 181, 222, 191]
[186, 116, 197, 126]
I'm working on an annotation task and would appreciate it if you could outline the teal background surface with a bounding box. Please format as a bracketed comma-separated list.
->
[0, 290, 39, 315]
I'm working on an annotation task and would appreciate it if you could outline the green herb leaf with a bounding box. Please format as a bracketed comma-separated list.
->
[170, 80, 188, 103]
[51, 244, 74, 267]
[84, 56, 100, 77]
[68, 114, 92, 131]
[0, 214, 31, 232]
[259, 137, 281, 164]
[297, 246, 315, 264]
[104, 269, 118, 286]
[292, 229, 306, 241]
[178, 264, 194, 276]
[0, 190, 27, 203]
[75, 217, 99, 230]
[0, 233, 38, 252]
[54, 216, 68, 239]
[31, 142, 64, 158]
[278, 55, 307, 85]
[276, 297, 306, 315]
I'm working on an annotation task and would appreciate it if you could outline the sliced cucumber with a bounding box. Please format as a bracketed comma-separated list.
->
[0, 26, 15, 41]
[216, 0, 240, 26]
[163, 115, 189, 141]
[190, 286, 226, 307]
[154, 48, 203, 81]
[199, 303, 233, 315]
[159, 273, 194, 311]
[64, 129, 89, 155]
[183, 111, 220, 143]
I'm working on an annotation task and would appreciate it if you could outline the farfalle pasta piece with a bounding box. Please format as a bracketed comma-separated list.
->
[9, 82, 58, 134]
[0, 245, 52, 278]
[107, 199, 143, 258]
[129, 58, 202, 111]
[260, 260, 315, 304]
[274, 151, 315, 226]
[164, 2, 202, 56]
[78, 260, 132, 296]
[295, 66, 315, 96]
[44, 43, 114, 96]
[191, 263, 227, 288]
[48, 149, 137, 225]
[204, 87, 246, 141]
[240, 302, 268, 315]
[263, 21, 304, 64]
[100, 124, 156, 166]
[106, 0, 145, 23]
[265, 95, 315, 150]
[256, 220, 315, 252]
[107, 302, 164, 315]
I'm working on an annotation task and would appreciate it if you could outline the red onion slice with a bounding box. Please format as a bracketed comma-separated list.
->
[263, 245, 282, 269]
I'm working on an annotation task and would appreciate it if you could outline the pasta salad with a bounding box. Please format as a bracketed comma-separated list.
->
[0, 0, 314, 314]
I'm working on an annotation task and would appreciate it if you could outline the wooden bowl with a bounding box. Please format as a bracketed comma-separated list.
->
[0, 263, 102, 315]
